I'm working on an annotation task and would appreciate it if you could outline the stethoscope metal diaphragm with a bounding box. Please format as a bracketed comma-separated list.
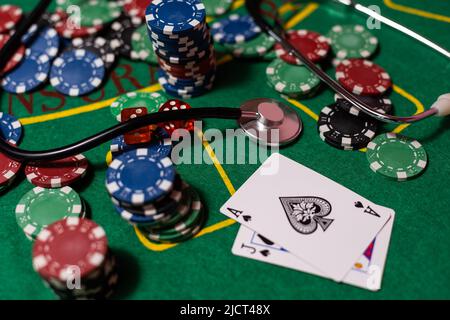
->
[238, 98, 302, 146]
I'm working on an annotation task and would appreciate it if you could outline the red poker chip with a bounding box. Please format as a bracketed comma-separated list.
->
[54, 10, 103, 39]
[123, 0, 150, 18]
[158, 99, 192, 135]
[0, 34, 25, 74]
[275, 30, 330, 65]
[32, 218, 109, 281]
[0, 152, 22, 186]
[0, 5, 23, 34]
[25, 154, 88, 188]
[335, 58, 392, 96]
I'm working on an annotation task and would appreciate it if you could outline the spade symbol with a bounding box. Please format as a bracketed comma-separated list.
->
[260, 250, 270, 257]
[243, 215, 252, 222]
[354, 201, 364, 208]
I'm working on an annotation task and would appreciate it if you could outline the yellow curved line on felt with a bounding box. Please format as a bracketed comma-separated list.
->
[383, 0, 450, 23]
[134, 218, 236, 251]
[284, 3, 319, 29]
[18, 83, 163, 126]
[196, 129, 236, 195]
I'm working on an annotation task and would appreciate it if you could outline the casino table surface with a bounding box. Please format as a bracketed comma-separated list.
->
[0, 0, 449, 300]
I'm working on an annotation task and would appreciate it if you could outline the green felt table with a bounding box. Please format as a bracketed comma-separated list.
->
[0, 0, 449, 300]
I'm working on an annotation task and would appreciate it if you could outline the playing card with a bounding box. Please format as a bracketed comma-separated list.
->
[220, 153, 392, 281]
[232, 209, 395, 291]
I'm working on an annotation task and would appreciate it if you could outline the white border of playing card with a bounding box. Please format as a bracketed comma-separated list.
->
[232, 211, 395, 291]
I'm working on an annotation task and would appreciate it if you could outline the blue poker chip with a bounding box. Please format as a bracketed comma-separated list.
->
[105, 148, 176, 206]
[146, 0, 206, 35]
[50, 49, 105, 97]
[211, 14, 261, 44]
[0, 112, 22, 145]
[157, 69, 215, 90]
[157, 69, 214, 94]
[149, 24, 209, 46]
[1, 50, 50, 94]
[23, 26, 60, 58]
[153, 43, 214, 64]
[110, 127, 173, 158]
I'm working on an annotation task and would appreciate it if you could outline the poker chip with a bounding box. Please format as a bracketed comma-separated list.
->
[147, 188, 202, 236]
[274, 30, 330, 65]
[334, 93, 393, 116]
[211, 14, 261, 44]
[110, 127, 173, 158]
[203, 0, 232, 16]
[0, 152, 22, 186]
[266, 58, 321, 96]
[32, 217, 108, 280]
[317, 103, 378, 149]
[130, 24, 158, 64]
[107, 16, 142, 58]
[366, 133, 428, 181]
[0, 112, 22, 145]
[113, 202, 172, 226]
[0, 34, 25, 74]
[22, 26, 60, 59]
[71, 37, 116, 69]
[0, 5, 23, 34]
[328, 24, 378, 59]
[25, 154, 89, 188]
[15, 186, 83, 240]
[78, 0, 121, 27]
[110, 91, 166, 122]
[1, 50, 50, 94]
[50, 49, 105, 96]
[225, 32, 275, 58]
[335, 59, 392, 96]
[105, 149, 176, 206]
[146, 0, 206, 35]
[113, 176, 185, 214]
[123, 0, 149, 18]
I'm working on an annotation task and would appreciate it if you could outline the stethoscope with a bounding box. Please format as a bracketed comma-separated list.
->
[0, 0, 448, 162]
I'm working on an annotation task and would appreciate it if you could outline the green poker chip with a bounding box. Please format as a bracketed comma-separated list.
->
[327, 24, 378, 59]
[131, 25, 158, 64]
[15, 186, 83, 240]
[366, 133, 428, 181]
[144, 188, 204, 242]
[110, 91, 167, 122]
[266, 58, 321, 95]
[225, 32, 275, 58]
[203, 0, 233, 16]
[79, 0, 121, 27]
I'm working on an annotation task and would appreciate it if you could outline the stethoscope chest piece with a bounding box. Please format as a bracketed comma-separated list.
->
[238, 98, 302, 146]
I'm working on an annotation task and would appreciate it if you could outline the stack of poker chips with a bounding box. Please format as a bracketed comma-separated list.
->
[105, 148, 207, 244]
[32, 218, 118, 300]
[0, 112, 23, 192]
[14, 151, 90, 240]
[146, 0, 217, 99]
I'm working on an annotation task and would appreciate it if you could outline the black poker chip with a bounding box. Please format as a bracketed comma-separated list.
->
[107, 15, 142, 58]
[334, 93, 393, 116]
[317, 103, 378, 148]
[71, 36, 116, 69]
